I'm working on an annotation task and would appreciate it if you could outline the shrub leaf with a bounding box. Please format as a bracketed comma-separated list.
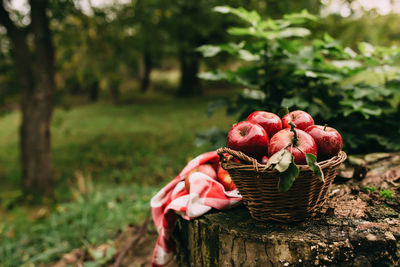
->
[266, 149, 292, 173]
[278, 158, 299, 192]
[275, 149, 292, 172]
[306, 153, 324, 182]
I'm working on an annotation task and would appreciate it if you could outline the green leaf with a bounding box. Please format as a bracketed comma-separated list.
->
[258, 31, 279, 40]
[330, 60, 362, 69]
[305, 153, 324, 182]
[227, 27, 256, 36]
[305, 71, 318, 78]
[258, 19, 280, 30]
[196, 45, 221, 57]
[266, 149, 292, 173]
[360, 106, 382, 116]
[84, 262, 100, 267]
[266, 149, 286, 169]
[323, 33, 335, 43]
[344, 47, 358, 58]
[238, 50, 260, 61]
[281, 96, 309, 110]
[214, 6, 261, 26]
[221, 42, 246, 54]
[196, 43, 246, 57]
[278, 158, 299, 192]
[275, 150, 292, 172]
[283, 9, 318, 24]
[277, 27, 310, 38]
[104, 247, 116, 261]
[241, 88, 266, 101]
[198, 71, 227, 81]
[358, 42, 375, 56]
[213, 6, 231, 14]
[227, 27, 278, 40]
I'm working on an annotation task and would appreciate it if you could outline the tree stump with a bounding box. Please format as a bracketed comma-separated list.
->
[173, 153, 400, 266]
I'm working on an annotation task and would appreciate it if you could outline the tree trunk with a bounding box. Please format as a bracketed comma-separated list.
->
[68, 77, 81, 95]
[22, 0, 55, 196]
[1, 0, 55, 196]
[140, 48, 152, 93]
[110, 79, 120, 105]
[88, 80, 99, 102]
[173, 153, 400, 266]
[178, 49, 201, 97]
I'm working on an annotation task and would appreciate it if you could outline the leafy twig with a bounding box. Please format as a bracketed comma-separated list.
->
[289, 121, 298, 146]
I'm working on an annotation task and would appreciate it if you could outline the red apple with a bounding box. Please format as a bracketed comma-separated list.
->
[217, 166, 236, 191]
[268, 128, 317, 165]
[246, 111, 282, 139]
[261, 156, 269, 164]
[227, 121, 269, 160]
[185, 164, 217, 191]
[192, 164, 217, 179]
[305, 125, 342, 161]
[282, 110, 314, 131]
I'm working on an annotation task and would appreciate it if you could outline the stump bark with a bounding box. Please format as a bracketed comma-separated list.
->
[173, 153, 400, 266]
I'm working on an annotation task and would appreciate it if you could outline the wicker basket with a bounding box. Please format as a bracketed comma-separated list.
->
[217, 147, 347, 223]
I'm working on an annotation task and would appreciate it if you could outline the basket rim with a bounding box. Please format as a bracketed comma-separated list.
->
[217, 147, 347, 173]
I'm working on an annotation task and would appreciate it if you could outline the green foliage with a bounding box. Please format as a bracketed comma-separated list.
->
[194, 126, 227, 149]
[199, 6, 400, 154]
[53, 2, 139, 98]
[0, 33, 17, 111]
[379, 189, 394, 200]
[363, 186, 377, 193]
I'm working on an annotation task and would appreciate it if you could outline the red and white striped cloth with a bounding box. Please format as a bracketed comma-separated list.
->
[150, 151, 242, 266]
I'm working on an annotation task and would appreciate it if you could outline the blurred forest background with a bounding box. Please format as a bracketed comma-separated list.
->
[0, 0, 399, 265]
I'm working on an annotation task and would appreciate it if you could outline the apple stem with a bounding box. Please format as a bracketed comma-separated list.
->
[289, 121, 298, 146]
[324, 124, 328, 131]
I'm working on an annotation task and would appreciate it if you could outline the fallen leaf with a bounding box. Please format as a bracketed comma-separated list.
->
[385, 168, 400, 184]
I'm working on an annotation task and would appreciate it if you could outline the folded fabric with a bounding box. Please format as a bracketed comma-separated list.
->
[150, 151, 242, 266]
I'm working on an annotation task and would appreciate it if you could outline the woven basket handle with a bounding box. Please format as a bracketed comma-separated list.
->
[217, 147, 259, 165]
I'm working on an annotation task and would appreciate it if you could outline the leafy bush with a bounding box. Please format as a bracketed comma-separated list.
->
[198, 6, 400, 154]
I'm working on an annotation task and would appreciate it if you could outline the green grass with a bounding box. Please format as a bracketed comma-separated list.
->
[0, 184, 158, 266]
[0, 96, 233, 195]
[0, 95, 234, 265]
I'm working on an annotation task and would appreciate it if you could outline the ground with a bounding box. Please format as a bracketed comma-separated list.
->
[51, 152, 400, 266]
